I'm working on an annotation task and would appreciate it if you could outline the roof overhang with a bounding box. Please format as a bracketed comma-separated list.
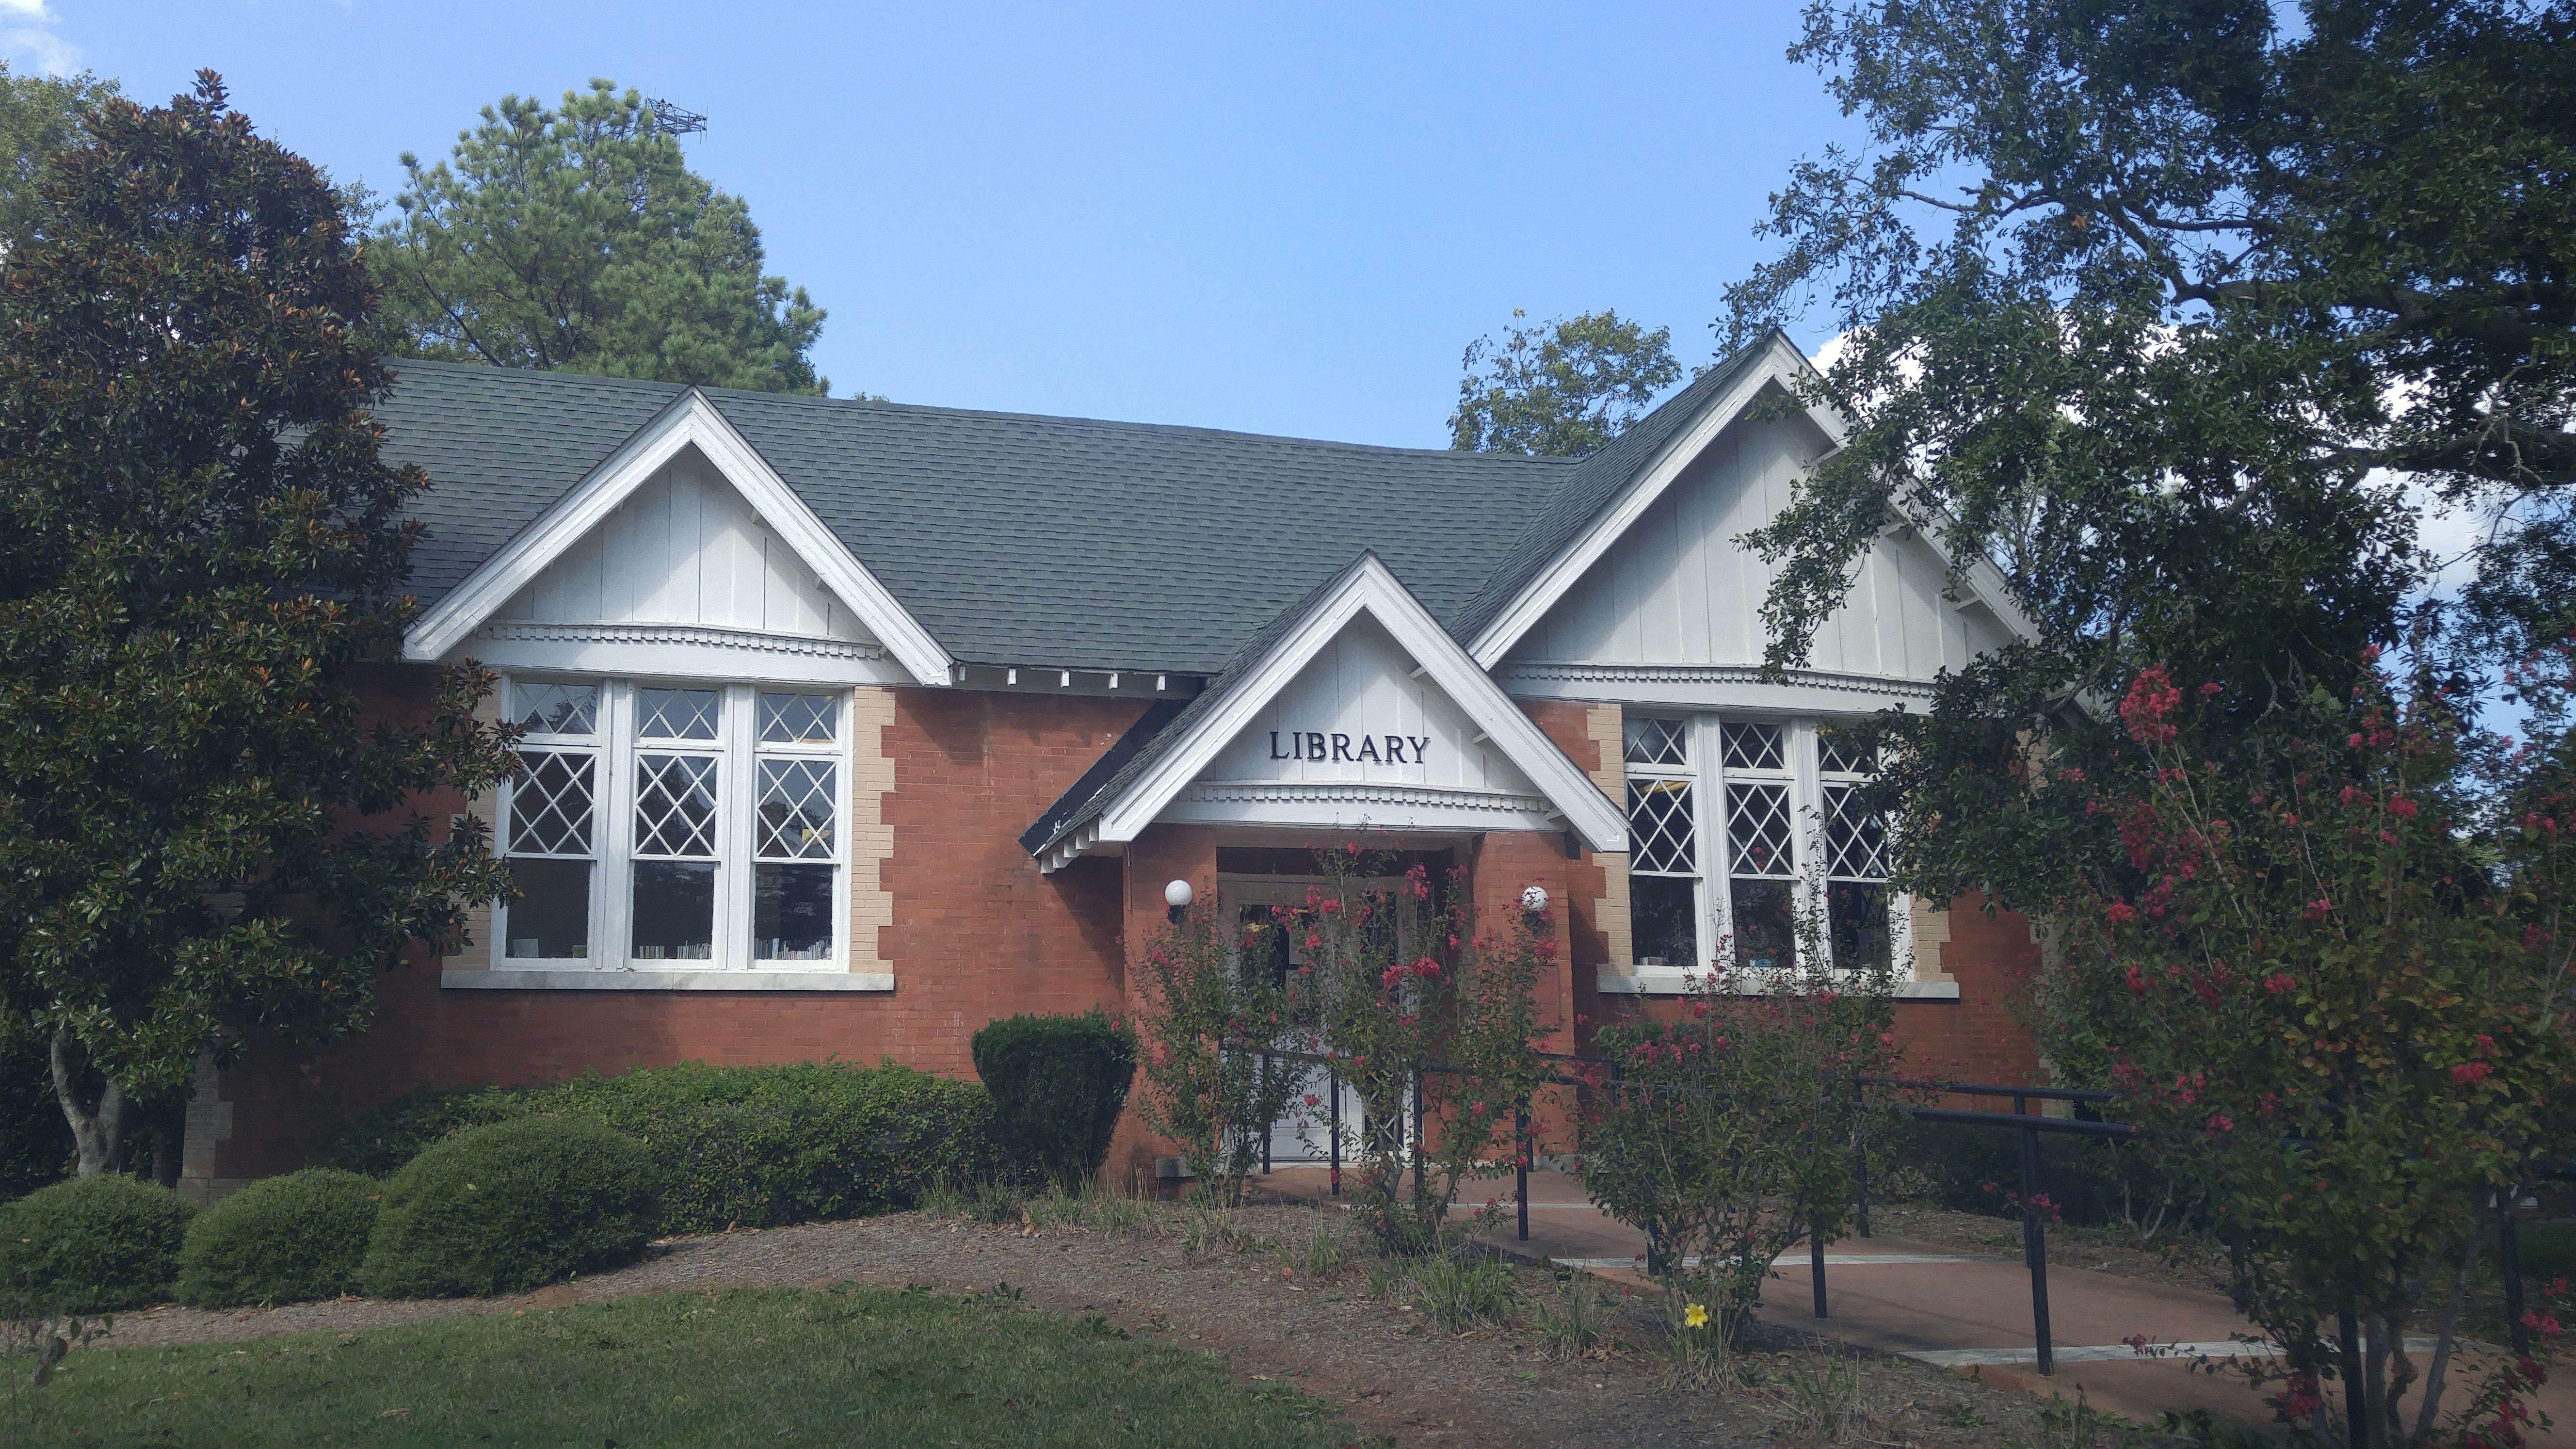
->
[403, 389, 954, 686]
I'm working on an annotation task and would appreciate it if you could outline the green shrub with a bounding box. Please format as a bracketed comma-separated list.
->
[0, 1174, 196, 1312]
[358, 1115, 658, 1298]
[176, 1169, 379, 1308]
[315, 1085, 526, 1178]
[322, 1060, 1009, 1234]
[971, 1009, 1137, 1189]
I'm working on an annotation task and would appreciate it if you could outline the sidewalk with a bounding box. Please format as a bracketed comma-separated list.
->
[1252, 1164, 2573, 1440]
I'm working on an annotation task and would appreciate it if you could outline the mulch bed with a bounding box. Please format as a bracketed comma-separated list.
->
[94, 1199, 2108, 1447]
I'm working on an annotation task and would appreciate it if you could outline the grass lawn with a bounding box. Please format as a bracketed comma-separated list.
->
[12, 1285, 1369, 1448]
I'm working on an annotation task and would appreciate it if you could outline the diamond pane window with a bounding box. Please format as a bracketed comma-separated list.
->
[759, 692, 838, 744]
[1626, 779, 1696, 875]
[638, 688, 721, 741]
[508, 751, 596, 856]
[1823, 784, 1889, 881]
[1721, 721, 1785, 772]
[634, 754, 720, 857]
[1623, 717, 1688, 768]
[757, 760, 837, 860]
[1819, 729, 1874, 775]
[512, 682, 598, 737]
[1725, 782, 1795, 878]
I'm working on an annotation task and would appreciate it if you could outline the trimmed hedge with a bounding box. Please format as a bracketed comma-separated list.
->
[176, 1168, 379, 1308]
[357, 1116, 658, 1298]
[971, 1009, 1136, 1189]
[322, 1060, 1013, 1234]
[0, 1174, 196, 1312]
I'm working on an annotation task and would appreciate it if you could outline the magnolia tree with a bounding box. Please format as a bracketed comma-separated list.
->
[2054, 653, 2576, 1447]
[1578, 948, 1905, 1376]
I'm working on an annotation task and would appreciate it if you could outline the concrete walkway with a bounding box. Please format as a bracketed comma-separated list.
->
[1251, 1164, 2574, 1441]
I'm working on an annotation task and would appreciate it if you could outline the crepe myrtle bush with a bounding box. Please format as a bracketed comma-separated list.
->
[1577, 949, 1905, 1377]
[1130, 897, 1304, 1206]
[2049, 647, 2576, 1447]
[1275, 847, 1553, 1257]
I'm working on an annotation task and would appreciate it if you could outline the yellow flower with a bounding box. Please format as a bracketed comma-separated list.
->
[1684, 1303, 1709, 1329]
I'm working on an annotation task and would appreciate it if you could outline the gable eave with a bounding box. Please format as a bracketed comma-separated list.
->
[1461, 331, 1842, 669]
[401, 389, 955, 686]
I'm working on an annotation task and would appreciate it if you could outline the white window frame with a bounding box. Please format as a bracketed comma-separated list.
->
[1614, 712, 1916, 981]
[493, 675, 853, 975]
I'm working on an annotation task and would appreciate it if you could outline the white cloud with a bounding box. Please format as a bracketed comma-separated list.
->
[0, 27, 74, 75]
[0, 0, 49, 18]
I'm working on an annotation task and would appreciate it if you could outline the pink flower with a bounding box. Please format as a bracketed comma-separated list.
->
[2206, 1114, 2234, 1134]
[2107, 902, 2139, 925]
[2265, 972, 2296, 995]
[2390, 797, 2418, 819]
[2452, 1062, 2494, 1084]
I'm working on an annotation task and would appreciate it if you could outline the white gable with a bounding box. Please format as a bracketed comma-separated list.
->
[493, 446, 873, 643]
[1038, 555, 1626, 870]
[405, 390, 951, 687]
[1503, 409, 2019, 683]
[1162, 613, 1554, 833]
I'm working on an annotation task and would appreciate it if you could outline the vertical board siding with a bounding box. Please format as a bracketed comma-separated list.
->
[1505, 413, 1977, 681]
[1201, 614, 1546, 800]
[496, 447, 869, 643]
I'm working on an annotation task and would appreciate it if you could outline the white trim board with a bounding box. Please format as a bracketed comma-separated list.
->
[1090, 554, 1628, 856]
[443, 969, 895, 992]
[1596, 972, 1960, 999]
[404, 390, 953, 687]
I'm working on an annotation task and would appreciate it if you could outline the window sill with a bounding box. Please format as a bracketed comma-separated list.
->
[1595, 969, 1960, 1000]
[443, 969, 894, 992]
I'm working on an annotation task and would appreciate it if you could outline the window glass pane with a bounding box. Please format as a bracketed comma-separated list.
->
[511, 681, 598, 736]
[1625, 779, 1696, 874]
[1622, 717, 1688, 767]
[757, 760, 837, 859]
[1829, 881, 1893, 972]
[1720, 721, 1785, 772]
[508, 751, 595, 856]
[1725, 782, 1795, 878]
[755, 863, 837, 961]
[1730, 879, 1796, 970]
[632, 861, 716, 960]
[1631, 875, 1697, 967]
[634, 755, 720, 857]
[1823, 784, 1888, 880]
[1818, 727, 1874, 775]
[759, 692, 839, 743]
[638, 688, 721, 740]
[504, 859, 591, 959]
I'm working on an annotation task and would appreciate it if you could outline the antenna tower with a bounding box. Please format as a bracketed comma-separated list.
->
[646, 98, 707, 136]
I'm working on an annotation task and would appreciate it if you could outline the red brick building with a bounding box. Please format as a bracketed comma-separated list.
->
[183, 334, 2044, 1197]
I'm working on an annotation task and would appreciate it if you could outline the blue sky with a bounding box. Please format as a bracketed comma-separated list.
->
[41, 1, 1859, 447]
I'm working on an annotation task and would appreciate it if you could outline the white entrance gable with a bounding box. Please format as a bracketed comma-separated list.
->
[404, 390, 952, 687]
[1082, 554, 1626, 855]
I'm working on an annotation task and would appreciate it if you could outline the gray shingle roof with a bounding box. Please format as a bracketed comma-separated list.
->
[371, 360, 1581, 677]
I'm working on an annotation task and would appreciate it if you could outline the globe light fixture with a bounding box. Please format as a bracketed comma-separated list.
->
[1519, 884, 1549, 915]
[1165, 879, 1193, 923]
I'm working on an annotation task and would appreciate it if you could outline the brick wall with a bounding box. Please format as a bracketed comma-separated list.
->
[201, 676, 1144, 1181]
